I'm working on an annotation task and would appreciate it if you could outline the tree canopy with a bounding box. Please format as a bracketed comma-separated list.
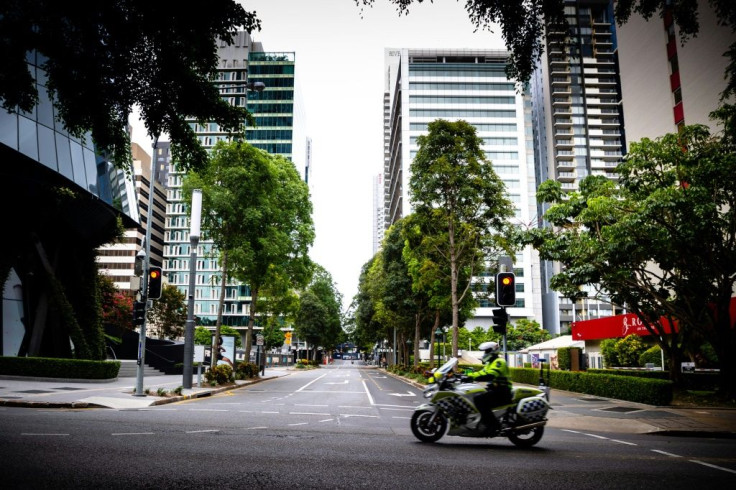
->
[409, 119, 515, 357]
[0, 1, 261, 171]
[524, 121, 736, 398]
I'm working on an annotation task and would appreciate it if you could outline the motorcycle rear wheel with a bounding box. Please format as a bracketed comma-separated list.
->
[410, 410, 447, 443]
[508, 426, 544, 448]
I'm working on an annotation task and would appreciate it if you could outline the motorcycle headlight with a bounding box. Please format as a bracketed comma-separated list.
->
[428, 376, 435, 383]
[423, 385, 437, 398]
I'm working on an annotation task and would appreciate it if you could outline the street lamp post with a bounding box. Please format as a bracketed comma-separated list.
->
[182, 189, 202, 389]
[434, 327, 443, 365]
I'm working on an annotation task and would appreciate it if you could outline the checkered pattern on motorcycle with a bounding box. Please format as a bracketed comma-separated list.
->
[517, 396, 549, 422]
[437, 396, 475, 425]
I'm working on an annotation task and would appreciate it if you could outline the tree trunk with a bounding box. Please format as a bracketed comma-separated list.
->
[448, 220, 459, 359]
[211, 250, 227, 369]
[414, 313, 421, 368]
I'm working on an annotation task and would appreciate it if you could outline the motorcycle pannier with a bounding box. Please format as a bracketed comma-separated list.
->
[516, 396, 549, 422]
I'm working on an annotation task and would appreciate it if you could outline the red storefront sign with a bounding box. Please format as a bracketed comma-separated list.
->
[572, 297, 736, 341]
[572, 313, 678, 341]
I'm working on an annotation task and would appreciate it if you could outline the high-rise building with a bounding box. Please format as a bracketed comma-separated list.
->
[383, 48, 543, 330]
[616, 1, 733, 142]
[372, 173, 385, 254]
[97, 142, 167, 294]
[163, 31, 307, 335]
[531, 0, 626, 335]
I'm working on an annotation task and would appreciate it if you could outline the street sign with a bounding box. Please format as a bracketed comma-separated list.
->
[256, 334, 264, 346]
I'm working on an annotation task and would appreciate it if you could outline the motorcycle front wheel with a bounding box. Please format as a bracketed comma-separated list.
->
[508, 425, 544, 448]
[410, 410, 447, 443]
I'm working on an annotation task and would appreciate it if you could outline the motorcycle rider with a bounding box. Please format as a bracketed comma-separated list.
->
[462, 341, 512, 431]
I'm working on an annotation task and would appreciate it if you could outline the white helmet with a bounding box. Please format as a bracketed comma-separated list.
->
[479, 341, 500, 363]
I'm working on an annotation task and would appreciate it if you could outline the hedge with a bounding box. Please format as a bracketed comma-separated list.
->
[0, 357, 120, 380]
[511, 367, 673, 405]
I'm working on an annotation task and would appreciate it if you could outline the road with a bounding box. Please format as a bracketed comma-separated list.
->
[0, 361, 734, 489]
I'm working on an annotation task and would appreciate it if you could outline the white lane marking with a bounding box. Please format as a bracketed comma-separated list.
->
[561, 429, 582, 434]
[319, 419, 334, 423]
[244, 426, 268, 430]
[295, 404, 328, 407]
[112, 432, 154, 436]
[189, 409, 228, 412]
[296, 373, 328, 392]
[362, 379, 376, 406]
[290, 412, 330, 416]
[379, 407, 414, 412]
[689, 459, 736, 475]
[392, 416, 412, 420]
[21, 433, 69, 436]
[583, 433, 609, 440]
[341, 414, 379, 419]
[652, 450, 682, 458]
[288, 422, 308, 426]
[611, 439, 637, 446]
[186, 430, 219, 434]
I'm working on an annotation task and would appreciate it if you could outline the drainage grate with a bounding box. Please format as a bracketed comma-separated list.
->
[599, 406, 641, 413]
[53, 387, 85, 391]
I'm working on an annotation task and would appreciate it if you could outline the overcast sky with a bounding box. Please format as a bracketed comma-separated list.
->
[131, 0, 505, 308]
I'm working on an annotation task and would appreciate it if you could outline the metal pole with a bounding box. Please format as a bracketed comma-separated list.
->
[182, 189, 202, 389]
[135, 136, 158, 397]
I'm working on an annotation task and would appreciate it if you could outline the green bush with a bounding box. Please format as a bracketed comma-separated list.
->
[510, 367, 673, 405]
[639, 346, 663, 367]
[0, 356, 120, 379]
[235, 362, 259, 380]
[204, 364, 233, 385]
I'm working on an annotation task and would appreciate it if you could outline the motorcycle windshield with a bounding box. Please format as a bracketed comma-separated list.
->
[436, 357, 457, 375]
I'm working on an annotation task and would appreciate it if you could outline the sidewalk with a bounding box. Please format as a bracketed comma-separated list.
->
[0, 366, 291, 410]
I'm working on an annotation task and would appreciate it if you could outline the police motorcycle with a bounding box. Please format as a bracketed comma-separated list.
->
[410, 357, 551, 447]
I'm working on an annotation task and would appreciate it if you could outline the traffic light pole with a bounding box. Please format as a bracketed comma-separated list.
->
[134, 136, 158, 397]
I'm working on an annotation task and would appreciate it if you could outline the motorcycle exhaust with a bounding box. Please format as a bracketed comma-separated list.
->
[507, 420, 546, 433]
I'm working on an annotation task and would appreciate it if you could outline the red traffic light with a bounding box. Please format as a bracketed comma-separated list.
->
[148, 266, 162, 299]
[495, 272, 516, 307]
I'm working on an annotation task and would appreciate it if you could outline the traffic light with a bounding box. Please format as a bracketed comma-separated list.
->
[491, 308, 508, 335]
[133, 301, 146, 326]
[495, 272, 516, 307]
[148, 266, 162, 299]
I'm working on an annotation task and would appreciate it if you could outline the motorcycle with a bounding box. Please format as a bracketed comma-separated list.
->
[410, 357, 551, 447]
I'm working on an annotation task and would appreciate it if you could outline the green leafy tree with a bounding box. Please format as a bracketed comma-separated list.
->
[505, 318, 551, 352]
[409, 119, 515, 358]
[615, 335, 648, 367]
[147, 284, 187, 340]
[352, 258, 385, 353]
[525, 122, 736, 397]
[295, 266, 343, 359]
[184, 141, 314, 367]
[0, 1, 261, 171]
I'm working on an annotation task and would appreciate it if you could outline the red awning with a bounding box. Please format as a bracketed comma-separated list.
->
[572, 313, 677, 341]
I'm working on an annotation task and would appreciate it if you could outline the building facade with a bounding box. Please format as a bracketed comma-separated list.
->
[1, 51, 135, 357]
[531, 0, 626, 335]
[163, 32, 307, 334]
[383, 47, 543, 330]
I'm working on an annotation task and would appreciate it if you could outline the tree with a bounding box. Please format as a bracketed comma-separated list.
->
[525, 122, 736, 399]
[147, 284, 187, 340]
[294, 266, 343, 359]
[0, 1, 261, 171]
[184, 141, 314, 367]
[505, 319, 551, 352]
[99, 273, 133, 334]
[409, 119, 515, 359]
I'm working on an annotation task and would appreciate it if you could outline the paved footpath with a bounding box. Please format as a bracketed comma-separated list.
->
[1, 366, 735, 438]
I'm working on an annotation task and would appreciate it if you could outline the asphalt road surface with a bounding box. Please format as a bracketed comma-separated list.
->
[1, 361, 734, 489]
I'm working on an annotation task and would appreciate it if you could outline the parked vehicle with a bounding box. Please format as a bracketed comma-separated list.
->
[410, 357, 551, 447]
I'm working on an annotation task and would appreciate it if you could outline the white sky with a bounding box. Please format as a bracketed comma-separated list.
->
[130, 0, 505, 307]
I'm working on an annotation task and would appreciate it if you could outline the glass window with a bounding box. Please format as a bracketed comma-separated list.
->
[37, 124, 57, 169]
[0, 110, 18, 149]
[70, 140, 88, 189]
[18, 116, 38, 160]
[55, 132, 74, 180]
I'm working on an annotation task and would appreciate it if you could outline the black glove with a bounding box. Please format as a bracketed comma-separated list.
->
[460, 375, 471, 383]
